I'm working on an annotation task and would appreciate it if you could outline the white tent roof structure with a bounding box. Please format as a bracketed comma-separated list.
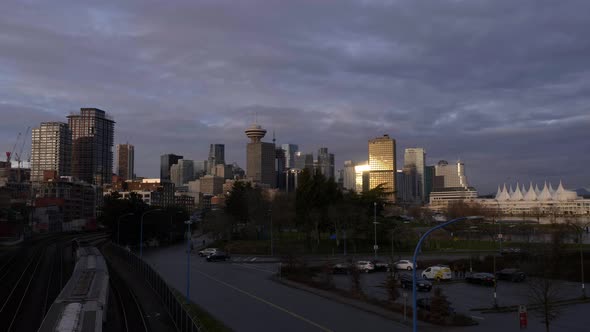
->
[494, 181, 578, 202]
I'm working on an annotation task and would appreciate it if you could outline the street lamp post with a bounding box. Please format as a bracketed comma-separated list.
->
[140, 209, 163, 259]
[185, 219, 193, 302]
[567, 221, 590, 298]
[373, 202, 378, 259]
[412, 216, 482, 332]
[117, 212, 134, 245]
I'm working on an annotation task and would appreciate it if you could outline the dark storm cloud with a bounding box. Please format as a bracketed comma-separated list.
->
[1, 0, 589, 191]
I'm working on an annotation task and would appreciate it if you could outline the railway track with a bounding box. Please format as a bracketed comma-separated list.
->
[108, 261, 149, 332]
[0, 251, 19, 282]
[98, 239, 149, 332]
[0, 246, 46, 331]
[0, 232, 109, 331]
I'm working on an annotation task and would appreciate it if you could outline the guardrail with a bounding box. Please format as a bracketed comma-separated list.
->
[110, 244, 206, 332]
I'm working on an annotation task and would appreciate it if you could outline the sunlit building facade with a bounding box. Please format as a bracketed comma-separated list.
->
[368, 135, 396, 201]
[355, 162, 370, 193]
[31, 122, 71, 182]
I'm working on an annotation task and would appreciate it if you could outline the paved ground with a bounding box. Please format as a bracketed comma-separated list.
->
[146, 244, 590, 332]
[332, 269, 583, 311]
[146, 244, 412, 332]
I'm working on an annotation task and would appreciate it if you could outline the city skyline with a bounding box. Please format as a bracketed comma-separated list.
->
[1, 1, 589, 193]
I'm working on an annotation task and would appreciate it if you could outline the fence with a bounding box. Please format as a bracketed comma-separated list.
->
[110, 244, 206, 332]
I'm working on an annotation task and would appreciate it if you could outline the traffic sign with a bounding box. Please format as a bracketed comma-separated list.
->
[373, 245, 379, 250]
[498, 233, 503, 239]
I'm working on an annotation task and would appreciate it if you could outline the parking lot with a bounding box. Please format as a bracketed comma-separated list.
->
[331, 266, 583, 314]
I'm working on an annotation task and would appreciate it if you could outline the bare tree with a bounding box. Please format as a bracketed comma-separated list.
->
[529, 277, 562, 332]
[528, 229, 566, 332]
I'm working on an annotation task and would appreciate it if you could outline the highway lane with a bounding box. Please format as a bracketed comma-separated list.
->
[146, 245, 412, 332]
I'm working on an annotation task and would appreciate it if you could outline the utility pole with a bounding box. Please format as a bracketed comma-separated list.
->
[373, 202, 378, 259]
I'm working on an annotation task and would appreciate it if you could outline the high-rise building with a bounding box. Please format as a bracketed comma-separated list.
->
[208, 144, 225, 174]
[245, 124, 276, 187]
[170, 159, 194, 187]
[213, 164, 233, 179]
[276, 148, 286, 189]
[434, 160, 468, 189]
[67, 108, 115, 185]
[396, 169, 414, 202]
[343, 160, 357, 191]
[355, 162, 370, 193]
[368, 134, 396, 202]
[404, 148, 425, 203]
[116, 144, 134, 180]
[160, 154, 183, 182]
[294, 152, 314, 171]
[30, 122, 71, 182]
[281, 144, 299, 169]
[424, 165, 435, 202]
[317, 147, 335, 179]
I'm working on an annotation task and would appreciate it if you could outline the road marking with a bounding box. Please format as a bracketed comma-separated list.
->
[471, 315, 485, 320]
[251, 257, 257, 261]
[193, 269, 334, 332]
[232, 263, 275, 274]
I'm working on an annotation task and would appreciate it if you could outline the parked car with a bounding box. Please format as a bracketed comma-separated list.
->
[421, 266, 452, 280]
[466, 272, 495, 286]
[496, 268, 526, 282]
[371, 260, 390, 272]
[355, 261, 375, 273]
[198, 248, 218, 257]
[399, 274, 432, 292]
[206, 251, 230, 262]
[393, 260, 415, 271]
[501, 247, 522, 255]
[416, 298, 455, 314]
[332, 262, 351, 274]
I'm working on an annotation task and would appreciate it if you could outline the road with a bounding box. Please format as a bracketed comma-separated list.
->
[146, 245, 413, 332]
[146, 245, 590, 332]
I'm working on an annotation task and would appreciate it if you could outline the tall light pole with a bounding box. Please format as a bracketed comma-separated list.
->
[566, 221, 590, 298]
[117, 212, 134, 245]
[412, 216, 482, 332]
[140, 209, 163, 259]
[185, 219, 193, 302]
[373, 202, 378, 259]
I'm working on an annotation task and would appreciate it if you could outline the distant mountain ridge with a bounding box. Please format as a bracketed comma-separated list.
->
[575, 188, 590, 197]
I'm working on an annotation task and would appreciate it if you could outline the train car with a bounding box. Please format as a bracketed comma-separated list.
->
[38, 246, 109, 332]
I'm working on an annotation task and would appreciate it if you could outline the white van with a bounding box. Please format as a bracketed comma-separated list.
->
[421, 265, 452, 280]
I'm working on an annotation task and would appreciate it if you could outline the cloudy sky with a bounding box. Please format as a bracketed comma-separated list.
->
[1, 0, 589, 193]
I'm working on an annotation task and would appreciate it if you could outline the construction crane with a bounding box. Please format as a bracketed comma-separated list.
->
[6, 132, 21, 164]
[15, 126, 31, 182]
